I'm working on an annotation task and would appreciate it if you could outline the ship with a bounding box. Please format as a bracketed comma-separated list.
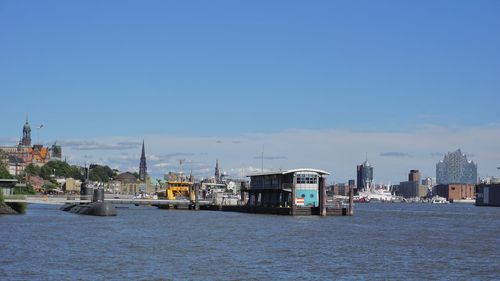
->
[60, 167, 117, 216]
[155, 171, 195, 209]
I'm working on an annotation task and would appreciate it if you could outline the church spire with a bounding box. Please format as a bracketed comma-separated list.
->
[139, 140, 147, 181]
[215, 159, 220, 183]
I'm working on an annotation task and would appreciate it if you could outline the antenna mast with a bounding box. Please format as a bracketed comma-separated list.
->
[261, 144, 264, 172]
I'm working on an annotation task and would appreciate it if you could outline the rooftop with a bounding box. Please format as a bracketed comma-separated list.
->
[248, 168, 330, 177]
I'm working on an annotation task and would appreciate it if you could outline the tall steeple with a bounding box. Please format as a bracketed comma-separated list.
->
[215, 159, 220, 183]
[21, 116, 32, 147]
[139, 140, 147, 181]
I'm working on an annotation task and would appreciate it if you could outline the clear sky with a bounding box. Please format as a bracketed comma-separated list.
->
[1, 1, 499, 182]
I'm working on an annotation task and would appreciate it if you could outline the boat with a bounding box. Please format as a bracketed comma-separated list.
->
[353, 196, 370, 203]
[60, 175, 117, 216]
[431, 196, 449, 204]
[357, 183, 399, 202]
[155, 172, 195, 209]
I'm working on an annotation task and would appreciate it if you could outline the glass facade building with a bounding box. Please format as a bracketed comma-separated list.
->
[356, 160, 373, 191]
[436, 149, 477, 185]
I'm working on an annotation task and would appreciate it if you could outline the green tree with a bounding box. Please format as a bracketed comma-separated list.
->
[40, 164, 54, 180]
[24, 164, 41, 177]
[42, 182, 57, 192]
[0, 165, 12, 179]
[69, 165, 84, 180]
[89, 164, 116, 182]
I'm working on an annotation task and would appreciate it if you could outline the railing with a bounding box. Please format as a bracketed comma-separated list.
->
[4, 194, 212, 206]
[4, 194, 92, 204]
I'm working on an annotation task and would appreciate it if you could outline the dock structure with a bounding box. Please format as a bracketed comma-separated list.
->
[236, 168, 348, 216]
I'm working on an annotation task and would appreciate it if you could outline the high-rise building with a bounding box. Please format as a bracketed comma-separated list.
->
[356, 160, 373, 191]
[409, 170, 421, 182]
[139, 140, 147, 181]
[436, 149, 477, 185]
[348, 179, 355, 188]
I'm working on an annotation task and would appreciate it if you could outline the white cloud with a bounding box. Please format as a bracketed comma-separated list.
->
[51, 124, 500, 184]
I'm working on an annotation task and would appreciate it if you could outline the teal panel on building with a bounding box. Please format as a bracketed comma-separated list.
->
[296, 189, 318, 206]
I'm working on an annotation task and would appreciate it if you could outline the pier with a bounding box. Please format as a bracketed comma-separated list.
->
[4, 193, 350, 216]
[3, 194, 212, 207]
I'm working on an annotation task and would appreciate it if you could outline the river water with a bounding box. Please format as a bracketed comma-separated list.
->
[1, 203, 499, 280]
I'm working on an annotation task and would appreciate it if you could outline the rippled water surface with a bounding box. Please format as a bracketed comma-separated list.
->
[1, 203, 499, 280]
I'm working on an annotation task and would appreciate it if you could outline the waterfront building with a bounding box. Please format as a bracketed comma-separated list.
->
[348, 179, 355, 189]
[436, 149, 477, 185]
[62, 178, 82, 193]
[396, 169, 427, 198]
[139, 140, 147, 181]
[421, 177, 434, 186]
[480, 176, 500, 184]
[476, 183, 500, 207]
[331, 183, 349, 196]
[114, 172, 140, 194]
[247, 168, 329, 208]
[396, 181, 427, 198]
[356, 160, 373, 192]
[0, 179, 17, 197]
[434, 184, 475, 201]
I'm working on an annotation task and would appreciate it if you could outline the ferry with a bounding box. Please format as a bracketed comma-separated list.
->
[156, 172, 195, 201]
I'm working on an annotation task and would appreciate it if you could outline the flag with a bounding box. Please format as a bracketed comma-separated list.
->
[295, 198, 305, 206]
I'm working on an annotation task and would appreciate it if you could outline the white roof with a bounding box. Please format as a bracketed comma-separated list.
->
[247, 168, 330, 177]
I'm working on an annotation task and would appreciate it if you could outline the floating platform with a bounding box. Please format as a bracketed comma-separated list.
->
[200, 205, 349, 216]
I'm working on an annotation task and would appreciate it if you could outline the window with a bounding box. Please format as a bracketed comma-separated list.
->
[296, 173, 318, 184]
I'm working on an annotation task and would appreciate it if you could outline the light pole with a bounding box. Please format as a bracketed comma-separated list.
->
[37, 124, 44, 145]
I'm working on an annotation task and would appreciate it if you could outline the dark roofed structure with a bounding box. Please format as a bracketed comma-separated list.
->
[115, 172, 137, 183]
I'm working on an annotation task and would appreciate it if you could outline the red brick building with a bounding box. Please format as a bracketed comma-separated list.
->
[435, 184, 475, 201]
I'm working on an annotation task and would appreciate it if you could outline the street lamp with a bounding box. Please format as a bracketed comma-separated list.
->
[36, 124, 44, 145]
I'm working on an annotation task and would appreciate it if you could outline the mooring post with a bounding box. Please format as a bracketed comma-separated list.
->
[349, 185, 354, 216]
[319, 176, 326, 216]
[194, 183, 199, 210]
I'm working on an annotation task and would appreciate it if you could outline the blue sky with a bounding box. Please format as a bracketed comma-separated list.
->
[1, 1, 499, 182]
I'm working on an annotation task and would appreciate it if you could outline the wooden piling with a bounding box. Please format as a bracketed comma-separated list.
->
[194, 183, 199, 210]
[348, 185, 354, 216]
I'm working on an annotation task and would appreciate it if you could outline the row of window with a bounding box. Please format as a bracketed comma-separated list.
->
[296, 174, 318, 184]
